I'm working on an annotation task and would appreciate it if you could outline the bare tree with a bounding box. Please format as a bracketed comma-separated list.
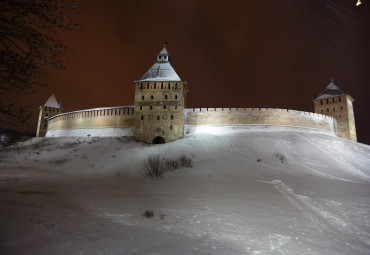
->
[0, 0, 82, 124]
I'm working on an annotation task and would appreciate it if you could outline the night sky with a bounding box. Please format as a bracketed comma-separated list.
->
[16, 0, 370, 144]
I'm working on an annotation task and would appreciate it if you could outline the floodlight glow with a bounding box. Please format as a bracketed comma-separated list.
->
[193, 125, 229, 135]
[356, 0, 362, 6]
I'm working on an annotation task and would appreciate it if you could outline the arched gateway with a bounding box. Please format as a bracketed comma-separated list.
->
[153, 136, 165, 144]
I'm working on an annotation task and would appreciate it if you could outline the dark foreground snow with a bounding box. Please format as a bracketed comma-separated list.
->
[1, 127, 370, 255]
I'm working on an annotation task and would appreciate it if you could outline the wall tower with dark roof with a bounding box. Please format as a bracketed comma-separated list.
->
[36, 94, 62, 137]
[133, 44, 188, 144]
[313, 79, 357, 141]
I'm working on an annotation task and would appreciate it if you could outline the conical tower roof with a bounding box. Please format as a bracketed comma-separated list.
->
[315, 79, 345, 100]
[139, 43, 181, 82]
[44, 94, 61, 109]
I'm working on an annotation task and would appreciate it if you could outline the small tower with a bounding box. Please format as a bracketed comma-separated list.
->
[36, 94, 62, 137]
[313, 79, 357, 141]
[133, 43, 188, 144]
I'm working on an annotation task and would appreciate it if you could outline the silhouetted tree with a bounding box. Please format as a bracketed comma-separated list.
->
[0, 0, 82, 124]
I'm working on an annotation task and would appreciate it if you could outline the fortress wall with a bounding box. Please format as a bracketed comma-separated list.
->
[44, 106, 336, 137]
[184, 108, 335, 132]
[46, 106, 135, 137]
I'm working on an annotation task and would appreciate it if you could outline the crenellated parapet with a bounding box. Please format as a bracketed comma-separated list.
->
[184, 108, 336, 133]
[42, 105, 337, 138]
[45, 106, 135, 137]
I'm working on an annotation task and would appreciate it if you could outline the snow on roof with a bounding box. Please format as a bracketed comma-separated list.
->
[140, 62, 181, 81]
[139, 45, 181, 82]
[44, 94, 61, 109]
[315, 79, 345, 100]
[158, 47, 168, 55]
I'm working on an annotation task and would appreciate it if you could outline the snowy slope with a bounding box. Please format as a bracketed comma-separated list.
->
[1, 127, 370, 255]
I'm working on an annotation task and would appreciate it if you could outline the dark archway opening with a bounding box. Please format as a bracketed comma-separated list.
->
[153, 136, 165, 144]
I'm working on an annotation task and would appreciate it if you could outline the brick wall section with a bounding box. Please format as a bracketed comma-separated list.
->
[44, 107, 336, 139]
[185, 108, 336, 132]
[36, 106, 62, 137]
[46, 107, 135, 132]
[133, 81, 188, 143]
[313, 95, 357, 141]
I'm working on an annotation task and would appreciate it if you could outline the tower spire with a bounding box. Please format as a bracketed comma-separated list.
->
[157, 42, 170, 63]
[139, 43, 180, 81]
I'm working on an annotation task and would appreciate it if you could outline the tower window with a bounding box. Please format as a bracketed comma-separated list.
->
[339, 97, 342, 102]
[157, 116, 160, 120]
[150, 105, 153, 110]
[327, 108, 329, 112]
[170, 125, 172, 130]
[171, 115, 174, 120]
[151, 95, 154, 99]
[161, 83, 163, 89]
[340, 106, 343, 110]
[141, 115, 144, 120]
[320, 100, 323, 105]
[154, 84, 156, 89]
[326, 99, 329, 104]
[140, 105, 143, 110]
[165, 95, 168, 99]
[333, 107, 336, 112]
[164, 105, 167, 109]
[142, 95, 144, 100]
[175, 105, 178, 109]
[147, 84, 149, 89]
[175, 95, 178, 100]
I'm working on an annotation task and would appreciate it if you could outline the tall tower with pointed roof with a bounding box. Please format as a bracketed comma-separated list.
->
[36, 94, 62, 137]
[313, 79, 357, 141]
[133, 43, 188, 144]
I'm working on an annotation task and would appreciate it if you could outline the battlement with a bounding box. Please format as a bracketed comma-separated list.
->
[44, 106, 336, 137]
[186, 107, 334, 119]
[45, 106, 135, 137]
[184, 108, 336, 133]
[134, 81, 186, 90]
[47, 106, 134, 121]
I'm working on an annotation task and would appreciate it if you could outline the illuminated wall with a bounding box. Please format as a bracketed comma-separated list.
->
[46, 106, 134, 137]
[313, 95, 357, 141]
[45, 106, 337, 138]
[185, 108, 336, 133]
[133, 81, 188, 143]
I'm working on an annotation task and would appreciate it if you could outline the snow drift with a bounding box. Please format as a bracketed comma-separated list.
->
[0, 126, 369, 255]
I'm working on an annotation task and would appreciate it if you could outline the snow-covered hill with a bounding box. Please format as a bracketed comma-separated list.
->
[1, 126, 370, 255]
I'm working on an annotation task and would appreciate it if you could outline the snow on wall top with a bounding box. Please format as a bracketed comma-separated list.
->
[315, 79, 345, 100]
[44, 94, 61, 109]
[139, 46, 181, 81]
